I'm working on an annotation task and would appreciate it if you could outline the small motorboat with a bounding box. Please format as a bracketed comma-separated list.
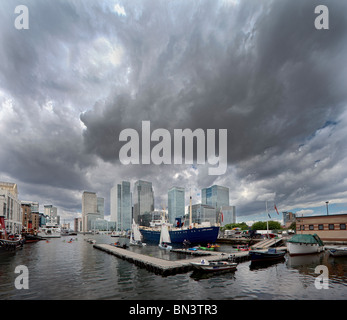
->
[111, 242, 128, 249]
[159, 243, 172, 250]
[326, 246, 347, 257]
[190, 259, 237, 272]
[249, 248, 286, 262]
[198, 246, 214, 251]
[236, 245, 249, 251]
[287, 234, 324, 255]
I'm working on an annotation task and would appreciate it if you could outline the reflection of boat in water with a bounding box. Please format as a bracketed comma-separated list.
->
[190, 259, 237, 272]
[326, 246, 347, 257]
[249, 258, 285, 270]
[286, 251, 324, 269]
[249, 248, 286, 262]
[287, 234, 324, 256]
[23, 233, 44, 243]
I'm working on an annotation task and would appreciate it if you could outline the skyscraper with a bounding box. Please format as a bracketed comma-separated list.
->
[133, 180, 154, 225]
[97, 197, 105, 219]
[201, 185, 229, 212]
[168, 187, 185, 225]
[82, 191, 97, 232]
[110, 181, 132, 231]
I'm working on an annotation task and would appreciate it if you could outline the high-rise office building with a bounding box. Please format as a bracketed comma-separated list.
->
[168, 187, 185, 225]
[110, 181, 132, 231]
[201, 185, 229, 212]
[133, 180, 154, 225]
[43, 204, 60, 225]
[82, 191, 97, 232]
[97, 197, 105, 219]
[220, 206, 236, 225]
[191, 204, 216, 225]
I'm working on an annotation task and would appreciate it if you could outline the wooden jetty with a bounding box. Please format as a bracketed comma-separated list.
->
[93, 244, 250, 276]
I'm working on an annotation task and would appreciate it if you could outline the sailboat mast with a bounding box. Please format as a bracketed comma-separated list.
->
[189, 190, 192, 227]
[266, 201, 269, 238]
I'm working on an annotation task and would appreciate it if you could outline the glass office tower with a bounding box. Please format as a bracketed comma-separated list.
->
[110, 181, 132, 231]
[168, 187, 185, 225]
[201, 185, 229, 210]
[133, 180, 154, 225]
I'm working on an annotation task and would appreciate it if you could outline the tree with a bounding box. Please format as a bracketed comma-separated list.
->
[251, 221, 282, 230]
[222, 222, 249, 231]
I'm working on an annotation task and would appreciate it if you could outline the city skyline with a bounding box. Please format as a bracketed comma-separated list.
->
[1, 1, 347, 226]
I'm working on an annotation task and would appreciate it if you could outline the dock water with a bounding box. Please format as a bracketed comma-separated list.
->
[93, 244, 251, 276]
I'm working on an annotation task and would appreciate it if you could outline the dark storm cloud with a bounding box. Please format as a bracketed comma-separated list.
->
[1, 0, 347, 220]
[80, 0, 347, 166]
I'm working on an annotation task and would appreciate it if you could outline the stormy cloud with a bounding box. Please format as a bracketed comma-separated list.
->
[1, 0, 347, 221]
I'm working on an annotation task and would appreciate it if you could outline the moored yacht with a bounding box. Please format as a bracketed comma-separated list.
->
[38, 221, 61, 238]
[287, 234, 324, 256]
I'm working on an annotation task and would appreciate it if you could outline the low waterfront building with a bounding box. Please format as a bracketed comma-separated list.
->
[296, 214, 347, 242]
[0, 182, 22, 234]
[21, 201, 40, 231]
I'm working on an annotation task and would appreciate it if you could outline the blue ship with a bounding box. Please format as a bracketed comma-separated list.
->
[140, 226, 220, 245]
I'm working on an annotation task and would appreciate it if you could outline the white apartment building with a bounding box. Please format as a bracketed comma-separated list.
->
[0, 182, 22, 234]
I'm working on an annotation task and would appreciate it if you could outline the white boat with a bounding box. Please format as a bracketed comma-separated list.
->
[159, 223, 172, 250]
[326, 246, 347, 257]
[130, 219, 146, 246]
[38, 222, 61, 238]
[287, 234, 324, 256]
[190, 259, 238, 272]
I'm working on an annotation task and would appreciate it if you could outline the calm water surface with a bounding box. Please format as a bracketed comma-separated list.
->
[0, 234, 346, 300]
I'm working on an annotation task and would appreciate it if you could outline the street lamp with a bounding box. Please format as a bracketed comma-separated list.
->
[325, 201, 329, 215]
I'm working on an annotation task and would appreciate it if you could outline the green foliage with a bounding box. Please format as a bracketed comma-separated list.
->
[223, 222, 249, 230]
[251, 221, 282, 230]
[289, 221, 296, 230]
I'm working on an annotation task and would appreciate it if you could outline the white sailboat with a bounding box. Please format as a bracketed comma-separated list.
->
[158, 223, 172, 250]
[130, 219, 146, 246]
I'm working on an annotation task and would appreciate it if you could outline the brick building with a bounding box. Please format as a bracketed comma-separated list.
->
[296, 214, 347, 242]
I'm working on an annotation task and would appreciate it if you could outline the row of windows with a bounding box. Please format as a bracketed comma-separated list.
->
[300, 223, 346, 231]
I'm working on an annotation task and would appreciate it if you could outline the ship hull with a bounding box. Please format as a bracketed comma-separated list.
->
[140, 226, 220, 244]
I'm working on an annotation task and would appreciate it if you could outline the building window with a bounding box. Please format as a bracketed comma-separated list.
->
[318, 224, 324, 230]
[309, 225, 314, 230]
[340, 224, 346, 230]
[329, 224, 335, 230]
[301, 225, 305, 231]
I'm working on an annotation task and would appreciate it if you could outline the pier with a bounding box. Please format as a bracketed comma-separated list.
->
[93, 244, 250, 276]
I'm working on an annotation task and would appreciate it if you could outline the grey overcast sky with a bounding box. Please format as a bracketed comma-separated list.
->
[1, 0, 347, 224]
